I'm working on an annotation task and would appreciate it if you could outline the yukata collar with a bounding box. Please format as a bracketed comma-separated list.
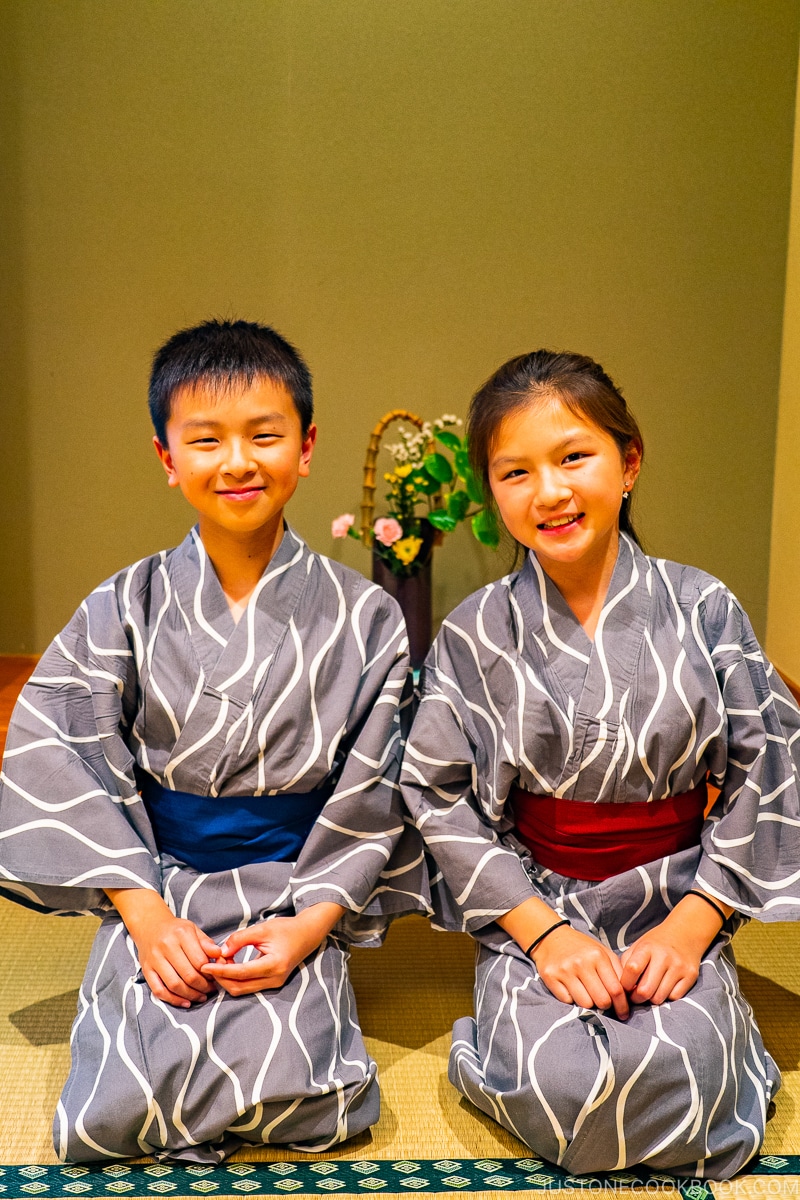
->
[513, 534, 653, 708]
[170, 523, 310, 694]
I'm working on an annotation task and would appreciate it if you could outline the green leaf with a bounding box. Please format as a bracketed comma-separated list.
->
[447, 489, 470, 521]
[464, 466, 485, 504]
[472, 507, 501, 548]
[412, 469, 441, 495]
[428, 508, 458, 532]
[454, 448, 471, 479]
[423, 452, 454, 484]
[434, 429, 462, 452]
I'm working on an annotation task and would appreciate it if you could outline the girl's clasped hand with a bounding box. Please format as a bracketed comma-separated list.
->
[498, 885, 730, 1022]
[524, 892, 729, 1021]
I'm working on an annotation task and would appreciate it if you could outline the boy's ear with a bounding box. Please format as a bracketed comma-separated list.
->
[298, 424, 317, 479]
[153, 436, 181, 488]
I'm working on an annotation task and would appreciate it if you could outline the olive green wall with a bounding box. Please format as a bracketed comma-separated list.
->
[767, 43, 800, 685]
[2, 0, 798, 652]
[0, 6, 34, 651]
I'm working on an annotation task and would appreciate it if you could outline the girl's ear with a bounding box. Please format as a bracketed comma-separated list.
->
[623, 440, 643, 489]
[153, 436, 181, 488]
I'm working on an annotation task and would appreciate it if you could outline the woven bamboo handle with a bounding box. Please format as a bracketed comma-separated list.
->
[360, 409, 432, 543]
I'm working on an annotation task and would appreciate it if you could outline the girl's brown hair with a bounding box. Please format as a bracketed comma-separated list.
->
[467, 349, 645, 546]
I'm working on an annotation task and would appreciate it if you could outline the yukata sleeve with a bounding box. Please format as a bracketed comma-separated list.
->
[401, 616, 537, 933]
[290, 588, 430, 927]
[0, 584, 161, 915]
[693, 582, 800, 920]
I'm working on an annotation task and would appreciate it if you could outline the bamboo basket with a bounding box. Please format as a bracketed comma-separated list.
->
[359, 409, 440, 544]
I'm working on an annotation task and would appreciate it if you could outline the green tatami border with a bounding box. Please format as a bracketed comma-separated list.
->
[1, 1155, 799, 1200]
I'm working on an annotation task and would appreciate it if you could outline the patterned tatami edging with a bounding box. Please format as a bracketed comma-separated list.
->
[1, 1158, 799, 1200]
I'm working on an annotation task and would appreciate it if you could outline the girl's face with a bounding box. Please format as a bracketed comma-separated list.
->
[488, 395, 641, 581]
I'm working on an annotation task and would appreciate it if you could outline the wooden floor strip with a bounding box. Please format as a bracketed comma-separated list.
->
[0, 656, 38, 758]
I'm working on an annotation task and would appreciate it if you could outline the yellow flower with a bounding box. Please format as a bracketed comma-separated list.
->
[393, 536, 423, 565]
[384, 472, 398, 483]
[395, 464, 413, 478]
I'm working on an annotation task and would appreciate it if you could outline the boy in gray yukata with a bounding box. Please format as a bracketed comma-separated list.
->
[0, 319, 428, 1162]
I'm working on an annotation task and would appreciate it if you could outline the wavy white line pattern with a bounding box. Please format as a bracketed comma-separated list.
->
[0, 527, 427, 1162]
[402, 536, 800, 1180]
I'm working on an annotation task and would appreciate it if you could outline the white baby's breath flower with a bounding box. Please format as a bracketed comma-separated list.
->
[386, 414, 460, 469]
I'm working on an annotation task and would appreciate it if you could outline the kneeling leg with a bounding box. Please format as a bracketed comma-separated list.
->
[450, 943, 777, 1180]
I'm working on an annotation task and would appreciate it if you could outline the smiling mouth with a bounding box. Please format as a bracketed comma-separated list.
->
[537, 513, 584, 531]
[217, 487, 265, 501]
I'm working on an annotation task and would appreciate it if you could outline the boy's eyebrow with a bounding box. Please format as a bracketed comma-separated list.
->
[180, 412, 290, 430]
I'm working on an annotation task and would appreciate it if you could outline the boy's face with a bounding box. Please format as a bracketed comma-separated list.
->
[154, 378, 316, 542]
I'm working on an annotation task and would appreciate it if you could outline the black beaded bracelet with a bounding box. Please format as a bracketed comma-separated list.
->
[525, 917, 570, 959]
[687, 889, 728, 926]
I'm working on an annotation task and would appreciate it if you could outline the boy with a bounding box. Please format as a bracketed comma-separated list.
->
[0, 319, 426, 1162]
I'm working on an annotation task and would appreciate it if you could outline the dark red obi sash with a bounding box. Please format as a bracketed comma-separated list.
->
[510, 784, 707, 881]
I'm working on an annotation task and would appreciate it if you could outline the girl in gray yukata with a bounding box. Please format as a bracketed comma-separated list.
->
[0, 320, 428, 1163]
[401, 350, 800, 1181]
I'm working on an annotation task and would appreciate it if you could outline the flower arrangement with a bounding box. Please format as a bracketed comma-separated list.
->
[332, 412, 500, 578]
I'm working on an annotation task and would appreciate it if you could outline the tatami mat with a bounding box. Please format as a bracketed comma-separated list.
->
[0, 898, 798, 1199]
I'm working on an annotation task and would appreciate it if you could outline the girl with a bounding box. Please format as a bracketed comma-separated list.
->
[401, 350, 800, 1180]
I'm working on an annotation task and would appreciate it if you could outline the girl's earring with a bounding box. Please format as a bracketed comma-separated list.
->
[622, 490, 630, 501]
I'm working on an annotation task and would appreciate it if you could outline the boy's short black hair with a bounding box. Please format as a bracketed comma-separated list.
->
[149, 318, 314, 444]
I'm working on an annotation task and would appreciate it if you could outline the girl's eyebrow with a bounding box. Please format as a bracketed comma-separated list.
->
[491, 453, 525, 469]
[553, 433, 593, 451]
[491, 432, 593, 468]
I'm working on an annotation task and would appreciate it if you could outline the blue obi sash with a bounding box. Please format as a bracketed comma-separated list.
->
[136, 773, 332, 873]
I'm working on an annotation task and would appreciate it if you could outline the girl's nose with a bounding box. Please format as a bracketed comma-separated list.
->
[535, 471, 570, 508]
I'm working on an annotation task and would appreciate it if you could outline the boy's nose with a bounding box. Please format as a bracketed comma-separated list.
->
[221, 441, 257, 476]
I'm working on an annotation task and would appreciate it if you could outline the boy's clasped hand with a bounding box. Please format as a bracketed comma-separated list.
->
[200, 903, 346, 997]
[108, 888, 346, 1005]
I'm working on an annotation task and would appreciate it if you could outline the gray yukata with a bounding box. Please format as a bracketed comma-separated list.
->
[0, 527, 428, 1162]
[402, 535, 800, 1181]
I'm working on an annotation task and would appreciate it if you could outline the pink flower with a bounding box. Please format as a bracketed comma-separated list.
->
[331, 513, 355, 538]
[374, 517, 403, 546]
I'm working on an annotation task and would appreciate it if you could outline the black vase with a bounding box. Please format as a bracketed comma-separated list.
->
[371, 524, 434, 671]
